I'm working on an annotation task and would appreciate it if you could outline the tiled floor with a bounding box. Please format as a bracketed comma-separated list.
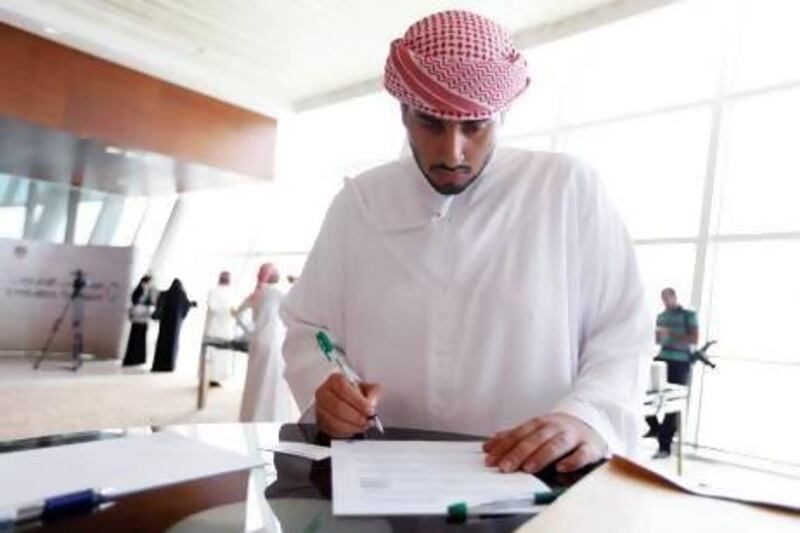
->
[0, 354, 245, 441]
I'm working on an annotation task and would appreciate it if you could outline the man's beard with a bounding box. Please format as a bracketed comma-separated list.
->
[409, 141, 495, 196]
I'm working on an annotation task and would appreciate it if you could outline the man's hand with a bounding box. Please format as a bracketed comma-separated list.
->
[483, 414, 606, 474]
[315, 374, 384, 438]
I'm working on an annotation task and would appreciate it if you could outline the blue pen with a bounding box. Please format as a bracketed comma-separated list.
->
[315, 331, 385, 434]
[0, 488, 116, 527]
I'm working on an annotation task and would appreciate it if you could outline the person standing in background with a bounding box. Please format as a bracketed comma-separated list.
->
[152, 278, 195, 372]
[122, 275, 155, 367]
[203, 271, 237, 387]
[235, 263, 296, 421]
[645, 287, 699, 458]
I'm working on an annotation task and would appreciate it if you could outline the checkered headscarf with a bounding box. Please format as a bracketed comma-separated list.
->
[256, 263, 279, 286]
[384, 10, 530, 120]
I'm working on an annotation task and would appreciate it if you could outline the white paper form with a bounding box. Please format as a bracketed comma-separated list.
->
[331, 440, 550, 516]
[0, 432, 264, 508]
[260, 441, 331, 461]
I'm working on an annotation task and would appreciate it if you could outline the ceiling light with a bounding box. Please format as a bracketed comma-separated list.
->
[43, 26, 59, 35]
[104, 146, 123, 155]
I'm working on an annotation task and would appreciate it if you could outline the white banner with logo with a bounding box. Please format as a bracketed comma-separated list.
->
[0, 238, 134, 358]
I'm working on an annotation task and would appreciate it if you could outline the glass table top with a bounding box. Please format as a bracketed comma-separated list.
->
[1, 423, 597, 532]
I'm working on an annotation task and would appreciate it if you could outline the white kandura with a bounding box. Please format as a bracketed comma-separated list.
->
[280, 148, 652, 454]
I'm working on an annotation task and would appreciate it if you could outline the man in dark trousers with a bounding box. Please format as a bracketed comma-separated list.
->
[645, 287, 698, 458]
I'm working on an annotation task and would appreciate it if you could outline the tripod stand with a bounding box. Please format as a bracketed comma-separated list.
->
[689, 340, 717, 369]
[33, 272, 86, 372]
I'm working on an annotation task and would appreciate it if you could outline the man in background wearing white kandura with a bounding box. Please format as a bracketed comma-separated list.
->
[203, 271, 237, 387]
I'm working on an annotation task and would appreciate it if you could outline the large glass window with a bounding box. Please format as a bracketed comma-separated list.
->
[732, 0, 800, 92]
[560, 0, 723, 124]
[171, 188, 260, 255]
[276, 91, 405, 191]
[0, 173, 168, 248]
[714, 88, 800, 234]
[134, 195, 177, 257]
[252, 91, 407, 256]
[503, 39, 573, 136]
[563, 109, 711, 240]
[496, 0, 800, 468]
[74, 190, 106, 245]
[703, 240, 800, 365]
[249, 182, 333, 255]
[26, 180, 69, 243]
[695, 360, 799, 465]
[0, 206, 25, 239]
[635, 243, 697, 318]
[0, 175, 29, 239]
[110, 197, 149, 246]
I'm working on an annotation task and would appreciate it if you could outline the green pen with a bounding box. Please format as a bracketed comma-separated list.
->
[447, 488, 566, 522]
[315, 331, 385, 434]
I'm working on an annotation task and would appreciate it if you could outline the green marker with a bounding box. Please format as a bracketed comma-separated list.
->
[315, 331, 385, 434]
[447, 488, 566, 522]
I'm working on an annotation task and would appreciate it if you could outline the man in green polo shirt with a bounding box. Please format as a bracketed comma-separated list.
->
[645, 287, 698, 458]
[656, 287, 698, 363]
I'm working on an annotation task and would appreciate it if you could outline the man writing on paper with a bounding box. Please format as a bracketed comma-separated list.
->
[281, 10, 651, 474]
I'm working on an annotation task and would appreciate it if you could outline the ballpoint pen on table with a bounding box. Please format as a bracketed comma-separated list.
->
[315, 331, 385, 434]
[447, 488, 566, 522]
[0, 488, 116, 528]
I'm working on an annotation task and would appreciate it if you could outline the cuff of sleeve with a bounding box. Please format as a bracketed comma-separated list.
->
[286, 360, 338, 415]
[552, 398, 621, 456]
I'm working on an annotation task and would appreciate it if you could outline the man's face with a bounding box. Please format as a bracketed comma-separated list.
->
[402, 106, 499, 195]
[662, 293, 678, 309]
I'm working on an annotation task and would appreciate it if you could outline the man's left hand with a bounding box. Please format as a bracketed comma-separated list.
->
[483, 414, 606, 474]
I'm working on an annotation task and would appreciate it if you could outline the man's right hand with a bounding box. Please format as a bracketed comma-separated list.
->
[315, 373, 384, 437]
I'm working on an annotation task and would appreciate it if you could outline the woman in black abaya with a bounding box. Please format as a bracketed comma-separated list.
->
[151, 278, 195, 372]
[122, 275, 154, 366]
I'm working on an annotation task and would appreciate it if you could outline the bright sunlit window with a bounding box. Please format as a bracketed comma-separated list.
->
[504, 0, 800, 466]
[134, 195, 177, 257]
[562, 108, 710, 240]
[714, 88, 800, 234]
[74, 199, 103, 245]
[110, 197, 149, 247]
[0, 206, 25, 239]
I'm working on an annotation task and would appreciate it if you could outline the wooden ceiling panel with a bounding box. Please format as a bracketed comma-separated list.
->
[0, 22, 277, 185]
[0, 0, 665, 115]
